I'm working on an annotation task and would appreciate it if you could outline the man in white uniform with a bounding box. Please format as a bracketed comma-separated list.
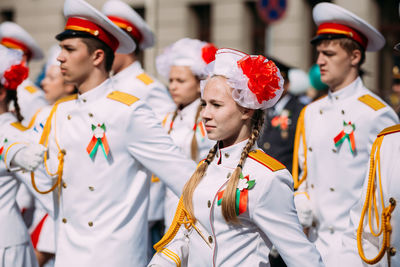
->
[3, 0, 195, 266]
[101, 1, 176, 258]
[292, 3, 399, 266]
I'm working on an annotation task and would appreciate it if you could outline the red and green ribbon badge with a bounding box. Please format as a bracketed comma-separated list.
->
[333, 121, 356, 155]
[0, 138, 7, 160]
[193, 121, 206, 141]
[217, 173, 255, 215]
[86, 124, 110, 159]
[271, 110, 290, 131]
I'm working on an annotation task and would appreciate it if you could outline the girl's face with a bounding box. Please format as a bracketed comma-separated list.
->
[201, 76, 253, 147]
[41, 65, 75, 104]
[169, 65, 200, 108]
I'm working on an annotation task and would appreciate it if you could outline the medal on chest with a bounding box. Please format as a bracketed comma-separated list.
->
[333, 121, 356, 155]
[271, 109, 291, 139]
[86, 123, 110, 159]
[217, 173, 255, 215]
[0, 138, 7, 160]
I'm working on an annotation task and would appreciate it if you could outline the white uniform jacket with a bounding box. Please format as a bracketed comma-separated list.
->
[0, 112, 38, 267]
[341, 125, 400, 267]
[17, 79, 48, 125]
[296, 77, 399, 265]
[4, 79, 197, 267]
[110, 61, 175, 119]
[162, 98, 216, 228]
[110, 61, 175, 221]
[151, 140, 324, 267]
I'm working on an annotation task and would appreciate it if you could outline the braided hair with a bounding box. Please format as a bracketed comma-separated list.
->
[4, 88, 23, 122]
[182, 109, 265, 223]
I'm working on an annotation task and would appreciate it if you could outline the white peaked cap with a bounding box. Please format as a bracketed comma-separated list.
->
[312, 3, 385, 52]
[58, 0, 135, 54]
[102, 0, 155, 50]
[0, 21, 44, 60]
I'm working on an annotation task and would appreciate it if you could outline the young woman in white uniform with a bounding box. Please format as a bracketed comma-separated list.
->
[156, 38, 217, 228]
[0, 45, 38, 267]
[149, 48, 324, 266]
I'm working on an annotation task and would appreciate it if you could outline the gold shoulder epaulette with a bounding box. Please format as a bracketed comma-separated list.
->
[248, 149, 286, 172]
[24, 85, 38, 94]
[358, 94, 386, 111]
[107, 91, 139, 106]
[136, 73, 154, 85]
[10, 122, 29, 131]
[377, 124, 400, 137]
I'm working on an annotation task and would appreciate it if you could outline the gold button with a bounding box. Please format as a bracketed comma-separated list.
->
[127, 26, 132, 32]
[329, 226, 334, 234]
[389, 247, 396, 256]
[341, 110, 345, 115]
[308, 147, 312, 152]
[62, 218, 67, 223]
[226, 172, 231, 179]
[88, 113, 93, 117]
[311, 184, 314, 189]
[389, 197, 396, 206]
[82, 99, 87, 103]
[94, 30, 99, 36]
[208, 236, 213, 243]
[89, 186, 95, 191]
[335, 96, 339, 100]
[62, 182, 67, 189]
[263, 142, 271, 150]
[61, 149, 66, 155]
[330, 187, 335, 192]
[88, 221, 93, 227]
[332, 148, 337, 153]
[207, 200, 211, 208]
[67, 115, 71, 120]
[224, 153, 229, 158]
[319, 110, 323, 114]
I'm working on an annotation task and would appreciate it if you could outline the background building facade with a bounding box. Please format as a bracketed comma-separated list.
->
[1, 0, 399, 98]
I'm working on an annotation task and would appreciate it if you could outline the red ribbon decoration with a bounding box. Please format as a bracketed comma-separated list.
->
[237, 55, 280, 104]
[201, 43, 218, 64]
[3, 63, 29, 91]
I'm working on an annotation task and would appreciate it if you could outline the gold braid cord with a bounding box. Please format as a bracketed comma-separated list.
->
[292, 107, 308, 190]
[154, 196, 194, 252]
[31, 94, 77, 195]
[357, 136, 396, 265]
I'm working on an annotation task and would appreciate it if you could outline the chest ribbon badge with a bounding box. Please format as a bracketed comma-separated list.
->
[86, 123, 110, 159]
[333, 121, 356, 155]
[217, 173, 255, 215]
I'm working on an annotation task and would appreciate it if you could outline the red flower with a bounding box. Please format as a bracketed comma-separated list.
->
[201, 43, 218, 64]
[3, 63, 29, 90]
[237, 55, 281, 104]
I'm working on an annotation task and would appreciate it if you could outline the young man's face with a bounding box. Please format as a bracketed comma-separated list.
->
[57, 38, 94, 86]
[316, 41, 353, 89]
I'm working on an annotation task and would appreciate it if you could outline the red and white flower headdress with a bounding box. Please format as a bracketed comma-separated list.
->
[0, 44, 29, 91]
[156, 38, 217, 79]
[201, 48, 284, 110]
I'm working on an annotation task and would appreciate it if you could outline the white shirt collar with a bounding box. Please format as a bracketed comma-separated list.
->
[77, 78, 111, 104]
[214, 139, 257, 169]
[328, 77, 363, 102]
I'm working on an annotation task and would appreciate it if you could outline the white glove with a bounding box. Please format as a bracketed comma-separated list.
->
[294, 192, 313, 227]
[11, 144, 47, 172]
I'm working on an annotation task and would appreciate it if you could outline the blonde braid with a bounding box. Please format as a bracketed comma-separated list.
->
[182, 142, 218, 221]
[221, 109, 265, 224]
[167, 109, 179, 134]
[190, 104, 202, 161]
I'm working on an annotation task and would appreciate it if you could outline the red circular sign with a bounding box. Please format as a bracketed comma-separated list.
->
[257, 0, 287, 24]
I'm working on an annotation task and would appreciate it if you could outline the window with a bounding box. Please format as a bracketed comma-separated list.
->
[188, 3, 211, 42]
